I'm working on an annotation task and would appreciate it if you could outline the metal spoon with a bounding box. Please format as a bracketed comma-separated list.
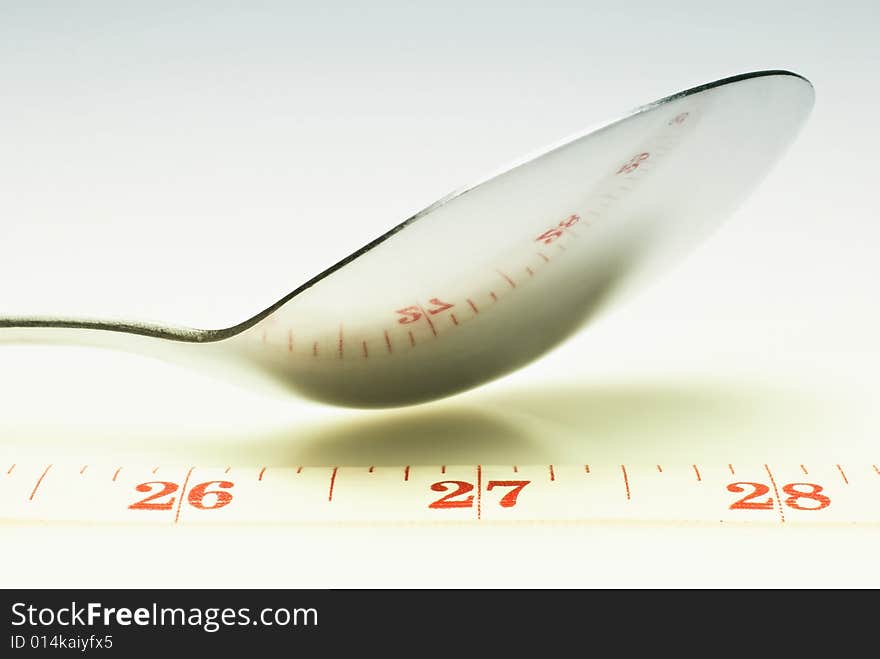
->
[0, 70, 814, 408]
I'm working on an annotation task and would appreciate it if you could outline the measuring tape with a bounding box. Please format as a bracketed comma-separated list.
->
[2, 461, 877, 524]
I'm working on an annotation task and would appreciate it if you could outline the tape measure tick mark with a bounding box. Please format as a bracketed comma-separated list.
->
[763, 464, 785, 524]
[173, 467, 194, 524]
[476, 465, 483, 520]
[28, 464, 52, 501]
[328, 467, 338, 502]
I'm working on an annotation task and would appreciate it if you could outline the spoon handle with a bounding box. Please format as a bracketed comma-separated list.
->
[0, 316, 211, 342]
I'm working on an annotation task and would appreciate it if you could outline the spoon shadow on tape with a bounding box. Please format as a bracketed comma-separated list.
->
[0, 339, 834, 465]
[282, 379, 823, 466]
[99, 381, 827, 466]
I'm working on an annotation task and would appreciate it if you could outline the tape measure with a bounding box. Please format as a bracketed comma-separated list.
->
[2, 461, 877, 524]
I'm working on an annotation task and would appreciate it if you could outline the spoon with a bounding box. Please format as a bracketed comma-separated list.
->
[0, 70, 814, 408]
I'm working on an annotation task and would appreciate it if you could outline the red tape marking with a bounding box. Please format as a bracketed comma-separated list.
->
[763, 464, 785, 524]
[28, 464, 52, 501]
[328, 467, 339, 502]
[173, 466, 194, 524]
[476, 465, 482, 520]
[497, 270, 517, 289]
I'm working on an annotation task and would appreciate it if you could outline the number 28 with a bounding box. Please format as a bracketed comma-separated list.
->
[727, 481, 831, 511]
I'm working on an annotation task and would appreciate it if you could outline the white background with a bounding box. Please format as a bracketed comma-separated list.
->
[1, 1, 878, 587]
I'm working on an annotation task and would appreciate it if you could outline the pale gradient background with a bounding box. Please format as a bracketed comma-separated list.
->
[0, 1, 877, 586]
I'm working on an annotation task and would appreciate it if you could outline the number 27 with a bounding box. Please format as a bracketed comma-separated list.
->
[428, 479, 530, 509]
